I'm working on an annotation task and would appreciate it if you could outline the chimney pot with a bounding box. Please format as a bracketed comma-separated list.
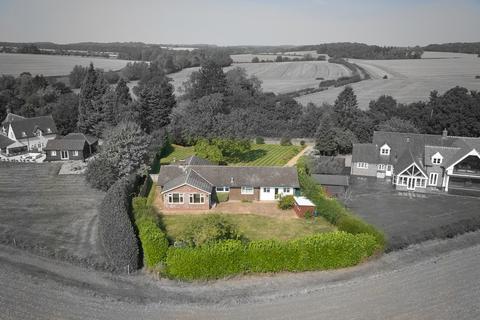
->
[442, 128, 448, 138]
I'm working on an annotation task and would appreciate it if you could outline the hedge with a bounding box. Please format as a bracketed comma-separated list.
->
[99, 178, 140, 272]
[166, 232, 378, 280]
[133, 197, 169, 268]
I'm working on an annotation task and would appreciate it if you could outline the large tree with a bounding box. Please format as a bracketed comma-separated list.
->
[77, 63, 109, 135]
[183, 60, 227, 100]
[333, 86, 360, 130]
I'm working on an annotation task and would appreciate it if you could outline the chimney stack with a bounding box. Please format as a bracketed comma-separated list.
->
[442, 128, 448, 139]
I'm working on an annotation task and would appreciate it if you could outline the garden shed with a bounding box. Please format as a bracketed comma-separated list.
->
[293, 196, 316, 218]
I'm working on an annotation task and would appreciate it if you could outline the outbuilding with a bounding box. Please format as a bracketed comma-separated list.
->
[293, 196, 316, 218]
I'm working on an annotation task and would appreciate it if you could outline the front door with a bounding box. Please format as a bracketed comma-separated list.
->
[274, 188, 279, 199]
[407, 178, 415, 190]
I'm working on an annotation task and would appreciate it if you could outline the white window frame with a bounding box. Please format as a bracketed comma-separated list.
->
[380, 148, 390, 155]
[432, 157, 442, 165]
[263, 187, 270, 193]
[51, 151, 57, 156]
[216, 186, 230, 192]
[189, 193, 205, 204]
[283, 187, 291, 193]
[357, 162, 368, 169]
[73, 150, 79, 156]
[167, 193, 184, 204]
[60, 150, 69, 160]
[377, 164, 386, 170]
[429, 172, 438, 186]
[241, 186, 254, 195]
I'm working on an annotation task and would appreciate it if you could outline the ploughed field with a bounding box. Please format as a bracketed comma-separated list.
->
[296, 51, 480, 109]
[158, 144, 303, 168]
[169, 61, 352, 94]
[0, 53, 132, 76]
[0, 163, 106, 267]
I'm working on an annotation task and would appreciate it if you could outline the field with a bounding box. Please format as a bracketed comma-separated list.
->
[0, 163, 106, 267]
[296, 51, 480, 109]
[169, 61, 352, 94]
[159, 144, 303, 167]
[230, 51, 324, 63]
[162, 214, 334, 242]
[0, 53, 132, 76]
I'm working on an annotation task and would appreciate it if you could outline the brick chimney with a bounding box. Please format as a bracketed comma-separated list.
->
[442, 128, 448, 139]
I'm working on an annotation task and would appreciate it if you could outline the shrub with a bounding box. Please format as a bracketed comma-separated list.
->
[300, 140, 306, 146]
[337, 214, 386, 248]
[99, 178, 140, 272]
[133, 197, 169, 268]
[85, 156, 119, 191]
[383, 75, 388, 79]
[278, 195, 295, 210]
[166, 240, 245, 280]
[215, 192, 229, 203]
[165, 232, 378, 280]
[280, 137, 292, 146]
[476, 75, 480, 79]
[255, 137, 265, 144]
[177, 214, 241, 247]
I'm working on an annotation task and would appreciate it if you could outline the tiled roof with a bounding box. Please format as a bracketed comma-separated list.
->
[158, 165, 300, 189]
[64, 133, 98, 145]
[0, 134, 15, 148]
[162, 168, 213, 193]
[352, 143, 378, 163]
[2, 114, 57, 139]
[44, 138, 86, 151]
[1, 113, 25, 124]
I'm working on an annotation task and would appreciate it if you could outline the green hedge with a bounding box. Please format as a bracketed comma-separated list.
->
[133, 197, 169, 268]
[166, 231, 377, 280]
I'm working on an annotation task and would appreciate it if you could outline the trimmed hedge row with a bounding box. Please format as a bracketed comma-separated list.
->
[133, 197, 169, 268]
[99, 178, 140, 272]
[166, 231, 378, 280]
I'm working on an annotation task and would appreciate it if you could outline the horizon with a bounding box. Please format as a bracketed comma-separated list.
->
[1, 0, 479, 47]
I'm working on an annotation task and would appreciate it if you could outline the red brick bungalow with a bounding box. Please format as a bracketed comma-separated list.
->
[157, 156, 300, 210]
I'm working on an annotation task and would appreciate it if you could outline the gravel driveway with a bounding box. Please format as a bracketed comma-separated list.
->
[343, 176, 480, 250]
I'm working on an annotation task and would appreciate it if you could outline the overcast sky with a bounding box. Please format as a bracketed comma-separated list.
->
[0, 0, 479, 46]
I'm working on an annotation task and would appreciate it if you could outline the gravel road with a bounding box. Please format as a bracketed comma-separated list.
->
[2, 232, 480, 319]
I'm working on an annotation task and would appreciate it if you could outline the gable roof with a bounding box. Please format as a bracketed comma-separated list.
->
[158, 165, 300, 189]
[1, 113, 25, 124]
[64, 133, 98, 145]
[2, 115, 57, 139]
[171, 155, 214, 166]
[0, 134, 15, 149]
[162, 168, 213, 194]
[44, 138, 87, 151]
[352, 143, 378, 163]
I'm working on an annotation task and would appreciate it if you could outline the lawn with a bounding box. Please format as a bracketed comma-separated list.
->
[161, 214, 334, 242]
[158, 143, 303, 167]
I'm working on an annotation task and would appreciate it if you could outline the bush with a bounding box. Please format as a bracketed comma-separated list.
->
[166, 232, 378, 280]
[99, 178, 140, 272]
[278, 195, 295, 210]
[300, 140, 306, 146]
[177, 214, 241, 247]
[255, 137, 265, 144]
[337, 214, 386, 248]
[133, 197, 169, 268]
[280, 137, 292, 146]
[383, 75, 388, 79]
[85, 156, 119, 191]
[215, 192, 229, 203]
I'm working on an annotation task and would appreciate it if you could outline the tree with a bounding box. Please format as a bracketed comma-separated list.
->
[315, 114, 338, 156]
[85, 122, 151, 190]
[183, 60, 227, 100]
[367, 95, 398, 124]
[333, 86, 359, 130]
[115, 78, 132, 105]
[275, 55, 283, 62]
[377, 117, 419, 133]
[194, 139, 224, 164]
[77, 63, 109, 135]
[251, 56, 260, 63]
[50, 93, 79, 135]
[69, 65, 87, 89]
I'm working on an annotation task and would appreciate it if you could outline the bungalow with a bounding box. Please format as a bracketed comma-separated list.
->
[351, 130, 480, 196]
[0, 113, 57, 155]
[44, 133, 98, 161]
[312, 174, 350, 197]
[156, 156, 300, 210]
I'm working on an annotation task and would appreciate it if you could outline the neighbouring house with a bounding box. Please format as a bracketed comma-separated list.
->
[351, 130, 480, 196]
[156, 156, 300, 210]
[312, 174, 350, 197]
[44, 133, 98, 161]
[0, 113, 57, 155]
[293, 196, 316, 218]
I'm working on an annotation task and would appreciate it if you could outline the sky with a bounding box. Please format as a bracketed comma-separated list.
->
[0, 0, 479, 46]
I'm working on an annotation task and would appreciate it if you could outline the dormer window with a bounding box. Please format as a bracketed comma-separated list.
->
[380, 144, 390, 156]
[46, 128, 51, 133]
[432, 152, 443, 165]
[22, 131, 27, 137]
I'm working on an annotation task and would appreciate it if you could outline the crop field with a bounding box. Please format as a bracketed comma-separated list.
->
[169, 61, 352, 94]
[230, 51, 324, 63]
[296, 51, 480, 109]
[0, 53, 132, 76]
[159, 144, 303, 167]
[0, 163, 106, 267]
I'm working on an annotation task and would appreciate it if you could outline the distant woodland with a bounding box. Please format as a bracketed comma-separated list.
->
[424, 42, 480, 55]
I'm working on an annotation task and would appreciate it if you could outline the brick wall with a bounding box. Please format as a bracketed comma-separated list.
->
[162, 184, 211, 210]
[228, 187, 260, 201]
[351, 162, 377, 177]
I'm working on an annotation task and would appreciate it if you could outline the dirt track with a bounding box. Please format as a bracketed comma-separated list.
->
[2, 231, 480, 319]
